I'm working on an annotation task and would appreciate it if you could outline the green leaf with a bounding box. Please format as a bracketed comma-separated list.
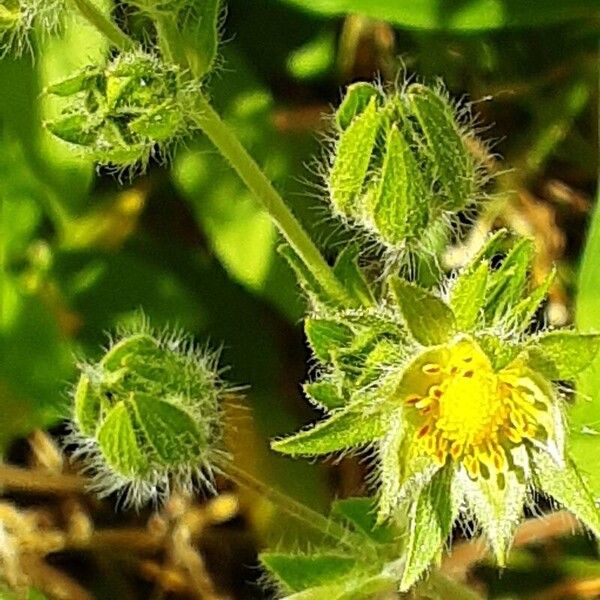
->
[97, 401, 149, 478]
[271, 402, 386, 456]
[449, 261, 488, 331]
[73, 374, 101, 437]
[101, 333, 159, 371]
[329, 97, 382, 217]
[460, 446, 528, 565]
[510, 267, 555, 332]
[304, 380, 347, 410]
[532, 451, 600, 538]
[333, 244, 374, 307]
[526, 331, 600, 380]
[131, 395, 204, 465]
[275, 0, 599, 31]
[406, 84, 475, 211]
[45, 65, 102, 96]
[45, 113, 98, 146]
[336, 82, 382, 131]
[261, 553, 358, 592]
[367, 124, 429, 245]
[390, 277, 456, 346]
[331, 497, 396, 543]
[400, 469, 455, 591]
[305, 318, 354, 362]
[182, 0, 221, 79]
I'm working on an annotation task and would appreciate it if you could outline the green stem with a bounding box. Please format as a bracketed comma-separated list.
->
[192, 94, 351, 304]
[216, 458, 357, 547]
[69, 0, 134, 51]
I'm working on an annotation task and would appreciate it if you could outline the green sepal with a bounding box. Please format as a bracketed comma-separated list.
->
[45, 66, 102, 97]
[261, 553, 358, 593]
[45, 114, 99, 146]
[390, 277, 456, 346]
[485, 238, 535, 325]
[377, 418, 439, 523]
[532, 451, 600, 538]
[129, 101, 184, 142]
[329, 97, 383, 217]
[475, 334, 521, 371]
[525, 331, 600, 380]
[303, 380, 347, 410]
[305, 318, 354, 363]
[368, 124, 429, 246]
[333, 244, 375, 308]
[281, 575, 396, 600]
[73, 374, 101, 437]
[406, 84, 475, 211]
[470, 229, 513, 265]
[449, 261, 488, 331]
[459, 446, 528, 566]
[131, 394, 204, 465]
[331, 497, 396, 544]
[336, 82, 383, 131]
[97, 401, 148, 479]
[271, 402, 386, 456]
[399, 468, 456, 591]
[101, 333, 159, 372]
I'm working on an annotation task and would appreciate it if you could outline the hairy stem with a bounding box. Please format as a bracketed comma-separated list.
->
[68, 0, 135, 51]
[215, 458, 357, 547]
[192, 93, 351, 304]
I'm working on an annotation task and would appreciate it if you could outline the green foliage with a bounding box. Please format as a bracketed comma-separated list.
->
[275, 0, 599, 31]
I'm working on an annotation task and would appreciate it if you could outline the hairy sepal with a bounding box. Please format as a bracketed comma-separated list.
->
[449, 261, 488, 331]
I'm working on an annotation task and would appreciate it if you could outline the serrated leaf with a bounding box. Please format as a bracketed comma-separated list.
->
[367, 124, 429, 246]
[400, 469, 455, 591]
[305, 318, 354, 363]
[526, 331, 600, 380]
[271, 402, 386, 456]
[533, 451, 600, 538]
[261, 553, 358, 593]
[336, 82, 382, 131]
[331, 497, 396, 543]
[406, 84, 475, 210]
[449, 261, 488, 331]
[390, 277, 456, 346]
[333, 244, 374, 307]
[97, 401, 148, 478]
[304, 380, 346, 410]
[485, 238, 535, 325]
[131, 395, 203, 465]
[329, 97, 383, 216]
[460, 446, 528, 565]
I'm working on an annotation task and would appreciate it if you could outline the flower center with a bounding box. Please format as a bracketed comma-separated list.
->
[404, 338, 551, 478]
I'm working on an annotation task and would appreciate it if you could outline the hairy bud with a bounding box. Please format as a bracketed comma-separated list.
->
[45, 50, 198, 170]
[327, 81, 487, 259]
[67, 318, 228, 507]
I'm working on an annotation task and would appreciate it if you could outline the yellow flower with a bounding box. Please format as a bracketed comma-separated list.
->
[402, 337, 555, 480]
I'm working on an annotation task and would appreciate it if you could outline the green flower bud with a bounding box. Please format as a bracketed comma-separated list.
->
[327, 81, 487, 260]
[45, 50, 196, 170]
[67, 319, 228, 508]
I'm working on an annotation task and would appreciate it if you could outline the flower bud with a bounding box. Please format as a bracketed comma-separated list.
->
[45, 50, 196, 170]
[327, 81, 486, 256]
[68, 320, 227, 507]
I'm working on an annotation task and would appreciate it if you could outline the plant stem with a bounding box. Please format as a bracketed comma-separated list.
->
[192, 93, 351, 304]
[69, 0, 135, 51]
[215, 458, 356, 547]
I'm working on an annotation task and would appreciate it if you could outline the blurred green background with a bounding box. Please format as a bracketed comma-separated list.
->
[0, 0, 598, 597]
